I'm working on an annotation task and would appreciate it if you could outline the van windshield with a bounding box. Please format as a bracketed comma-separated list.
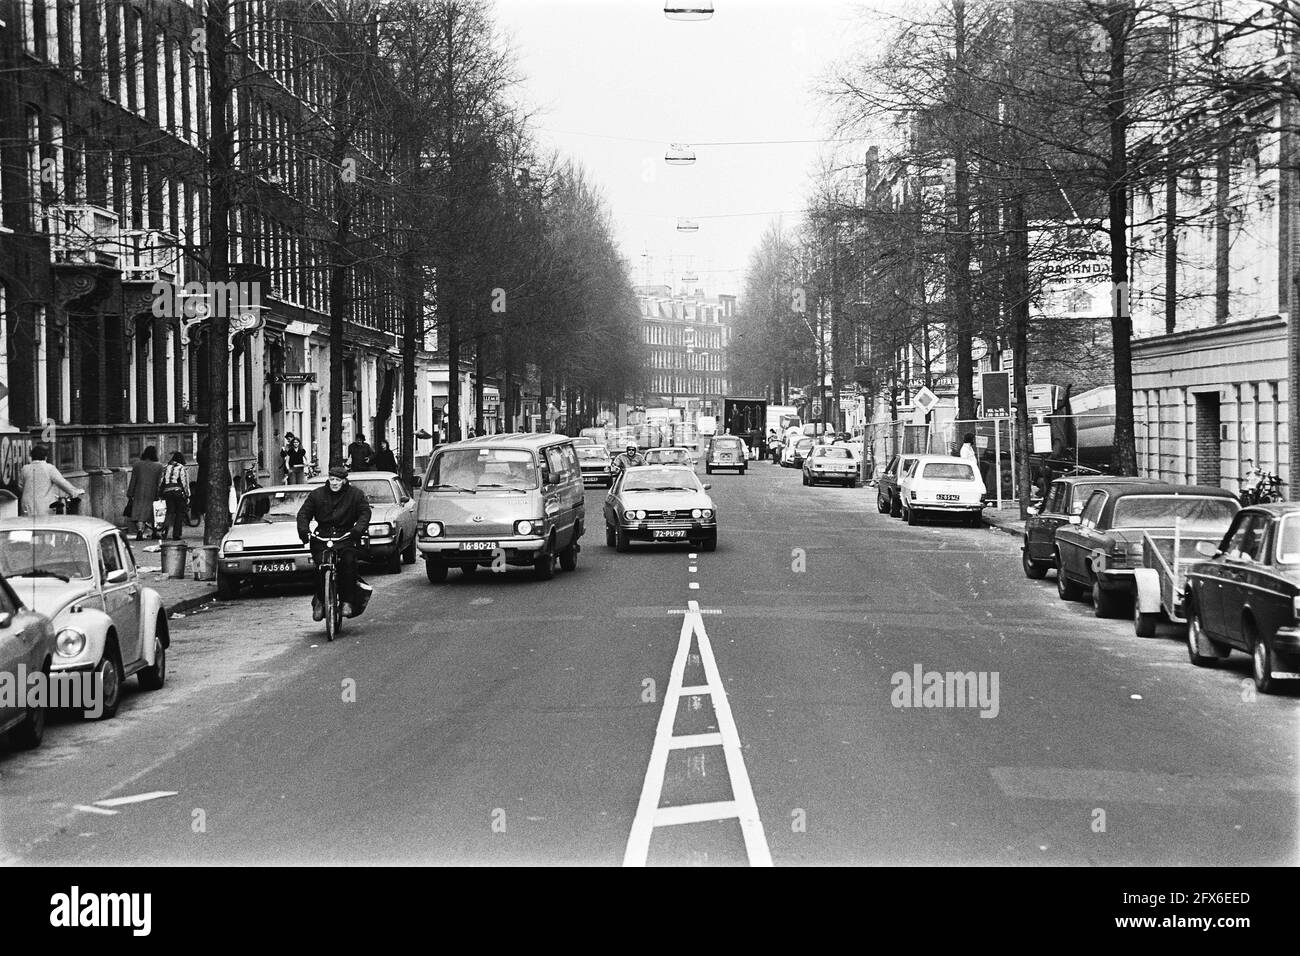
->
[426, 448, 539, 491]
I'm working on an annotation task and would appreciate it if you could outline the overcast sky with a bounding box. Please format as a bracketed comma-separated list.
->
[494, 0, 876, 300]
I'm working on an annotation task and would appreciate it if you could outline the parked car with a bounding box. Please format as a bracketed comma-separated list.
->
[705, 435, 748, 475]
[306, 471, 418, 572]
[875, 454, 919, 517]
[572, 436, 597, 448]
[897, 455, 987, 526]
[603, 465, 717, 552]
[217, 486, 316, 598]
[1022, 476, 1158, 579]
[1184, 503, 1300, 693]
[644, 447, 694, 468]
[782, 437, 815, 469]
[1054, 483, 1239, 618]
[577, 445, 615, 487]
[0, 517, 170, 721]
[802, 445, 859, 487]
[416, 433, 585, 582]
[0, 568, 56, 748]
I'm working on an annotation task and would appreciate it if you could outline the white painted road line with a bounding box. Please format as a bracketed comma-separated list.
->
[688, 553, 698, 559]
[74, 805, 119, 816]
[94, 791, 179, 808]
[623, 601, 772, 867]
[689, 566, 698, 572]
[689, 582, 699, 590]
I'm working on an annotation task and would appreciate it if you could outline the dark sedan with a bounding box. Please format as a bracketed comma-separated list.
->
[577, 445, 614, 488]
[1185, 503, 1300, 693]
[875, 453, 918, 518]
[1022, 475, 1158, 579]
[1054, 482, 1239, 618]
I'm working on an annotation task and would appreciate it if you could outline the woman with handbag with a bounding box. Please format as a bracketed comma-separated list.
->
[126, 446, 166, 540]
[161, 452, 190, 541]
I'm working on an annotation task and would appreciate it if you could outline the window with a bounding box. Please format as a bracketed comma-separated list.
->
[1111, 495, 1238, 533]
[98, 534, 123, 581]
[1079, 490, 1106, 528]
[1277, 516, 1299, 565]
[1223, 513, 1268, 562]
[20, 0, 38, 56]
[26, 110, 41, 230]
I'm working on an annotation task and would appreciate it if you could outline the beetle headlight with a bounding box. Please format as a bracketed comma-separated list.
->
[56, 627, 87, 657]
[224, 540, 244, 554]
[425, 521, 443, 537]
[368, 523, 393, 537]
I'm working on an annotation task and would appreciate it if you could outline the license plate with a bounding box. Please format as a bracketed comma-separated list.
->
[653, 529, 687, 539]
[460, 541, 498, 551]
[936, 494, 960, 501]
[719, 455, 733, 461]
[254, 561, 295, 573]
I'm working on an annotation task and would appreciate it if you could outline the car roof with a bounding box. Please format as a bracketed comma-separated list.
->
[244, 484, 314, 494]
[436, 432, 572, 451]
[1239, 502, 1300, 517]
[910, 454, 976, 464]
[0, 515, 122, 535]
[1054, 475, 1155, 485]
[1100, 482, 1238, 499]
[307, 471, 399, 482]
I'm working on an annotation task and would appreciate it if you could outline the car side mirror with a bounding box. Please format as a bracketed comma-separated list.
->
[0, 611, 11, 630]
[105, 569, 129, 585]
[1026, 506, 1039, 516]
[703, 483, 712, 490]
[1196, 540, 1219, 557]
[1067, 515, 1082, 525]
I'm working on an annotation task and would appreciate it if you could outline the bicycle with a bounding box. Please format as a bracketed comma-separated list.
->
[1240, 459, 1287, 504]
[309, 531, 352, 641]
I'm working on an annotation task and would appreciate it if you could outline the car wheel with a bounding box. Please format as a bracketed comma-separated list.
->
[533, 549, 556, 581]
[1022, 546, 1048, 579]
[1056, 553, 1083, 601]
[877, 494, 888, 514]
[1091, 577, 1125, 619]
[702, 537, 717, 552]
[1249, 621, 1279, 694]
[461, 563, 477, 577]
[401, 537, 417, 564]
[424, 558, 448, 584]
[906, 505, 921, 526]
[615, 526, 631, 553]
[9, 660, 48, 749]
[705, 466, 713, 475]
[559, 541, 579, 572]
[890, 495, 901, 518]
[138, 633, 167, 690]
[605, 523, 615, 547]
[385, 549, 403, 574]
[1133, 600, 1159, 638]
[92, 642, 124, 720]
[216, 572, 239, 599]
[1186, 603, 1217, 667]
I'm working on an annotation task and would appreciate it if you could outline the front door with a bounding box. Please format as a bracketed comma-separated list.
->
[1214, 513, 1269, 649]
[98, 533, 142, 665]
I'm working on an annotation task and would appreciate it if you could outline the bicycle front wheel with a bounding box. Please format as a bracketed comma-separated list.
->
[323, 567, 337, 642]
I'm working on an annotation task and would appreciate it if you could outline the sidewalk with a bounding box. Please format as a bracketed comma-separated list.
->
[981, 504, 1026, 538]
[126, 519, 221, 617]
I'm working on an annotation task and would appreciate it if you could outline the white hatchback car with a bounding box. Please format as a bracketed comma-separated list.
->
[898, 455, 987, 526]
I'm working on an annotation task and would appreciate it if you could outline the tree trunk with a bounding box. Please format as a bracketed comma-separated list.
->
[1107, 1, 1137, 476]
[1165, 152, 1178, 334]
[1008, 191, 1033, 516]
[952, 0, 976, 422]
[1214, 138, 1231, 324]
[328, 135, 353, 469]
[400, 243, 419, 483]
[204, 0, 233, 545]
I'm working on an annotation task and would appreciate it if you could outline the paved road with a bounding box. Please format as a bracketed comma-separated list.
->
[3, 460, 1296, 865]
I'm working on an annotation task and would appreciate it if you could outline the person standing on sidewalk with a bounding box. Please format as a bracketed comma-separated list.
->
[18, 446, 83, 516]
[160, 452, 190, 540]
[283, 437, 307, 484]
[127, 446, 165, 540]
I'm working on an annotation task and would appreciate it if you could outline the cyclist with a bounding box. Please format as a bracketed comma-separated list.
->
[612, 442, 645, 479]
[296, 464, 372, 622]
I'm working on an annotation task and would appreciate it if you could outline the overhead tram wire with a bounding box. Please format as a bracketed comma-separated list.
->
[536, 127, 885, 148]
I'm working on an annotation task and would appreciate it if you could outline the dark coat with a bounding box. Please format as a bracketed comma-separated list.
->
[296, 481, 372, 546]
[372, 448, 398, 473]
[126, 459, 165, 522]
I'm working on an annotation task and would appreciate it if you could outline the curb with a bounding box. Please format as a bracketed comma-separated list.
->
[981, 516, 1024, 539]
[165, 591, 219, 617]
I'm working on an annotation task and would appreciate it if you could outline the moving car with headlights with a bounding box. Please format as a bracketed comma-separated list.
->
[604, 465, 717, 552]
[217, 486, 315, 598]
[1054, 483, 1238, 618]
[0, 517, 169, 721]
[644, 447, 694, 468]
[306, 471, 417, 572]
[705, 435, 748, 474]
[802, 445, 859, 487]
[416, 433, 585, 582]
[1022, 476, 1157, 579]
[781, 436, 815, 469]
[0, 568, 56, 748]
[577, 444, 615, 487]
[1183, 503, 1300, 693]
[897, 455, 986, 526]
[875, 453, 918, 517]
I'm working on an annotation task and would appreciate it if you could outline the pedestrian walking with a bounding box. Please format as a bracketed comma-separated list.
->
[348, 432, 373, 471]
[283, 437, 307, 484]
[126, 446, 166, 540]
[372, 438, 398, 474]
[160, 452, 190, 540]
[18, 446, 83, 516]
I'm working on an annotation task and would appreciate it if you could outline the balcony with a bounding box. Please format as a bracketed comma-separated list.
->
[120, 230, 182, 284]
[49, 204, 120, 268]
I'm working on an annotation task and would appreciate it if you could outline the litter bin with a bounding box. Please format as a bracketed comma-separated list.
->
[161, 541, 189, 579]
[189, 544, 219, 581]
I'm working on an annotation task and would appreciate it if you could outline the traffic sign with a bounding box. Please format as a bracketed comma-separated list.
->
[980, 371, 1011, 418]
[1025, 384, 1053, 416]
[811, 402, 822, 417]
[1032, 423, 1053, 453]
[913, 386, 938, 414]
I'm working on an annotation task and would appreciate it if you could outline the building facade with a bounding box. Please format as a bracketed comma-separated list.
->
[636, 286, 733, 421]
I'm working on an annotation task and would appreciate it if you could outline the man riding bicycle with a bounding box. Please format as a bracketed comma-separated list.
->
[296, 464, 372, 621]
[612, 442, 645, 478]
